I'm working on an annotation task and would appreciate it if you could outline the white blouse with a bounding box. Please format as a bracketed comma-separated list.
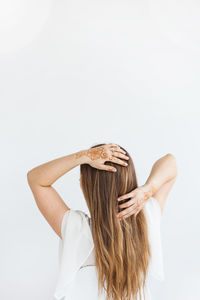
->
[54, 197, 165, 300]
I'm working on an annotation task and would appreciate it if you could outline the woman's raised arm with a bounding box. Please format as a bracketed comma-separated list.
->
[27, 143, 129, 238]
[117, 153, 178, 220]
[27, 150, 88, 239]
[144, 153, 178, 213]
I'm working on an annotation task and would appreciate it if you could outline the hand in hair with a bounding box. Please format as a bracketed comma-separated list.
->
[116, 183, 156, 220]
[79, 143, 130, 172]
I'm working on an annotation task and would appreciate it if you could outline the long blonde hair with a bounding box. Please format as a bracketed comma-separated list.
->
[80, 143, 151, 300]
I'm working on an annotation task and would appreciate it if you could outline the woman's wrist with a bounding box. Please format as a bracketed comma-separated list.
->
[74, 149, 91, 165]
[141, 182, 157, 201]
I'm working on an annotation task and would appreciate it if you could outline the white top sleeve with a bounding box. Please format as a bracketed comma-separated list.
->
[144, 197, 165, 282]
[54, 209, 94, 300]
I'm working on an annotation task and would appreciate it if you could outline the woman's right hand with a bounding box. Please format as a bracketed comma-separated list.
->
[116, 183, 156, 220]
[82, 143, 130, 172]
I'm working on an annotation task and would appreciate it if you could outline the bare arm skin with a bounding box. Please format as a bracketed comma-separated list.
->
[117, 153, 178, 220]
[144, 153, 178, 214]
[27, 143, 129, 239]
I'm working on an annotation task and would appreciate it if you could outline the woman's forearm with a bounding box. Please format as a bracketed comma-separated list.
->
[27, 149, 88, 186]
[143, 153, 178, 196]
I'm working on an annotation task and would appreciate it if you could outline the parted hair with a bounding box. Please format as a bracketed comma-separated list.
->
[80, 143, 151, 300]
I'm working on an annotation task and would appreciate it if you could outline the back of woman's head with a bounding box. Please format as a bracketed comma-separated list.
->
[80, 143, 151, 300]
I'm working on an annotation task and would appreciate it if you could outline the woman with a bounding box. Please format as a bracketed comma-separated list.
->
[27, 143, 177, 300]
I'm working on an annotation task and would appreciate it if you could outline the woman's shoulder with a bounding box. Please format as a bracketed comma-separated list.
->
[61, 209, 91, 240]
[62, 208, 90, 224]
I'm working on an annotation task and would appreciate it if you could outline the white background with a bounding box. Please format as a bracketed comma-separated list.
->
[0, 0, 199, 299]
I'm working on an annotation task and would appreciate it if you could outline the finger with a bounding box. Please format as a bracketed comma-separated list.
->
[118, 198, 136, 209]
[101, 165, 117, 172]
[111, 157, 128, 167]
[116, 147, 127, 155]
[119, 206, 139, 219]
[118, 208, 135, 220]
[122, 211, 134, 220]
[117, 191, 134, 202]
[108, 143, 119, 150]
[118, 199, 140, 215]
[119, 204, 138, 214]
[118, 205, 141, 214]
[109, 144, 126, 154]
[134, 208, 141, 217]
[112, 151, 129, 161]
[117, 205, 133, 218]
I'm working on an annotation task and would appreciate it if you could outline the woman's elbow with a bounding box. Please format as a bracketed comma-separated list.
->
[166, 153, 178, 178]
[27, 170, 36, 185]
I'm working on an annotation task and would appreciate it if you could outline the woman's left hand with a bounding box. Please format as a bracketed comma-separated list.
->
[116, 183, 155, 220]
[79, 143, 130, 172]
